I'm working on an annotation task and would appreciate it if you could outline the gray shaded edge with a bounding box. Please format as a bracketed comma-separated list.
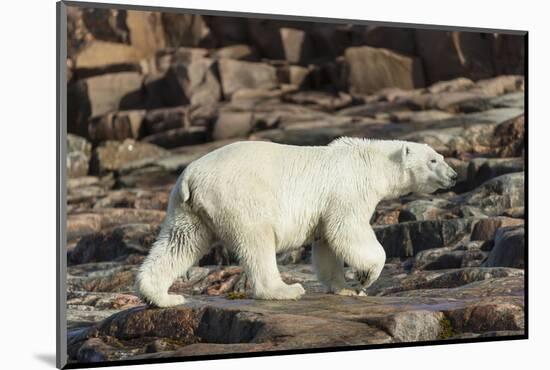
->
[57, 1, 68, 369]
[62, 0, 527, 35]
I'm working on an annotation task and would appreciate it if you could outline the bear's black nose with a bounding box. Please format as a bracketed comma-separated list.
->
[450, 173, 458, 180]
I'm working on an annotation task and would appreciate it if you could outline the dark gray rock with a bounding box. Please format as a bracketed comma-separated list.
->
[484, 225, 525, 268]
[374, 218, 477, 258]
[68, 223, 160, 265]
[467, 157, 524, 189]
[455, 172, 524, 217]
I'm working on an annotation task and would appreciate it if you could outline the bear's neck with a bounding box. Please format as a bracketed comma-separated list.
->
[354, 143, 414, 202]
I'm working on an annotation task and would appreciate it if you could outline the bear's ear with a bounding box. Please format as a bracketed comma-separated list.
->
[401, 144, 413, 169]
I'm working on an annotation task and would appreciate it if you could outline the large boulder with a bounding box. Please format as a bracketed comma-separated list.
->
[218, 59, 278, 98]
[163, 56, 221, 107]
[68, 72, 144, 138]
[415, 30, 495, 84]
[374, 218, 478, 258]
[344, 46, 425, 94]
[457, 172, 524, 217]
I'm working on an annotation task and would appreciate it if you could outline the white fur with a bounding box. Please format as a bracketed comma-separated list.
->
[135, 137, 457, 307]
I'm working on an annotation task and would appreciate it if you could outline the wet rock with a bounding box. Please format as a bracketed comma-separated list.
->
[218, 59, 278, 98]
[67, 134, 92, 178]
[345, 46, 425, 94]
[484, 225, 525, 268]
[93, 139, 169, 173]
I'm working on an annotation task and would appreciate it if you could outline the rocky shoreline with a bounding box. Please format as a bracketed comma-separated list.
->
[65, 7, 525, 364]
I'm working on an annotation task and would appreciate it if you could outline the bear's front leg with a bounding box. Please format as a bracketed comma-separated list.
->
[312, 240, 365, 296]
[324, 219, 386, 291]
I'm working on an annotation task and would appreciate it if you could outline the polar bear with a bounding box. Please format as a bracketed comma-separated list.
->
[135, 137, 457, 307]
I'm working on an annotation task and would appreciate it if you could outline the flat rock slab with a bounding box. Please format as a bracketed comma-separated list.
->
[67, 286, 524, 363]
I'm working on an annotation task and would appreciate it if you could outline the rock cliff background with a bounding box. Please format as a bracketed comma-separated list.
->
[65, 6, 526, 364]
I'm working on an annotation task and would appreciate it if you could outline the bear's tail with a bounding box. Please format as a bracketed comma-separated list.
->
[181, 179, 190, 202]
[179, 172, 191, 203]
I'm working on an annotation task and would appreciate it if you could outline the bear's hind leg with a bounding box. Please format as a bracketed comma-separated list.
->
[235, 228, 305, 300]
[135, 211, 212, 307]
[312, 240, 362, 296]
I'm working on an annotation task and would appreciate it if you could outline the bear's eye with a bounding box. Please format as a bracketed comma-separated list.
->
[430, 159, 437, 164]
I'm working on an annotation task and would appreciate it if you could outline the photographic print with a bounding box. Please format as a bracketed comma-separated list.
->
[57, 1, 527, 368]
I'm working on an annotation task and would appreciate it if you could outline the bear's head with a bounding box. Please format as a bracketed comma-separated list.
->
[400, 142, 458, 194]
